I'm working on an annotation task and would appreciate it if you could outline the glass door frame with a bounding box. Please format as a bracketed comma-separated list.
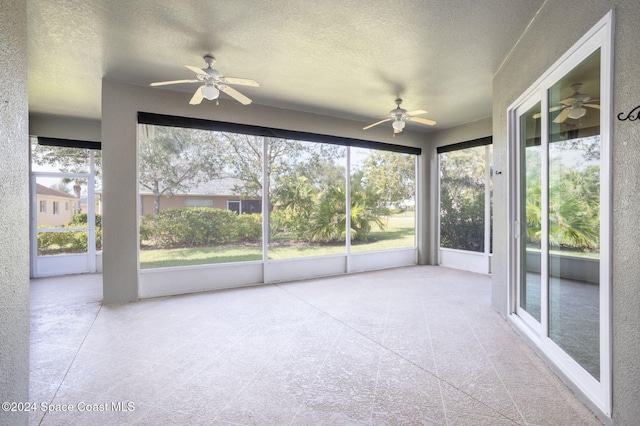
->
[507, 10, 613, 417]
[513, 94, 546, 337]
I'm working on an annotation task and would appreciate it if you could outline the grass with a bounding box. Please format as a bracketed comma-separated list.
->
[139, 213, 415, 269]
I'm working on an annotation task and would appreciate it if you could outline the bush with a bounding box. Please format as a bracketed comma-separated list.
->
[141, 207, 262, 248]
[72, 213, 102, 228]
[230, 213, 262, 242]
[37, 227, 95, 254]
[37, 212, 104, 254]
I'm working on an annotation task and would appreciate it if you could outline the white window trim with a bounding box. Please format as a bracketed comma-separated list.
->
[227, 200, 242, 214]
[507, 10, 613, 418]
[437, 144, 493, 274]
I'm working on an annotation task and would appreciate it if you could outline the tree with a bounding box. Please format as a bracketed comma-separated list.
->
[359, 150, 415, 209]
[138, 125, 225, 216]
[439, 147, 486, 252]
[31, 143, 102, 177]
[524, 137, 601, 252]
[308, 174, 388, 243]
[50, 181, 71, 194]
[221, 133, 345, 209]
[31, 142, 102, 214]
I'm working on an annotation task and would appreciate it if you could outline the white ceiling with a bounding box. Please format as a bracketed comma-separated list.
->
[27, 0, 546, 132]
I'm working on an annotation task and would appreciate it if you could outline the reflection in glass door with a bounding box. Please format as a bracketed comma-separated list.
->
[547, 50, 601, 380]
[517, 100, 542, 326]
[516, 49, 603, 380]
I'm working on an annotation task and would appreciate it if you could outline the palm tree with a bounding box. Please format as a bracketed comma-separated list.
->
[309, 177, 388, 243]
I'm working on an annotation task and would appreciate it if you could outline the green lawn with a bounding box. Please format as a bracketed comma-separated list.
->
[139, 213, 415, 269]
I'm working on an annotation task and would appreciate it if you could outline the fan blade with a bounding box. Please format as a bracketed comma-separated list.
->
[532, 112, 542, 119]
[222, 77, 259, 87]
[408, 116, 436, 126]
[189, 87, 204, 105]
[150, 79, 199, 87]
[549, 105, 565, 112]
[553, 108, 571, 123]
[406, 110, 427, 116]
[363, 118, 392, 130]
[218, 85, 252, 105]
[185, 65, 209, 77]
[584, 103, 600, 109]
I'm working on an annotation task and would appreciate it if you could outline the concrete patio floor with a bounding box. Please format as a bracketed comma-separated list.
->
[29, 266, 601, 425]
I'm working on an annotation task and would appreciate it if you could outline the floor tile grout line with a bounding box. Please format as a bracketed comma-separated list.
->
[289, 317, 349, 426]
[368, 286, 393, 423]
[205, 303, 319, 424]
[459, 306, 530, 426]
[275, 282, 525, 425]
[37, 302, 104, 426]
[421, 298, 449, 426]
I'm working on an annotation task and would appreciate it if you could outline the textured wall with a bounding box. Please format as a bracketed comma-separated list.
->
[29, 113, 101, 142]
[0, 0, 30, 425]
[492, 1, 640, 423]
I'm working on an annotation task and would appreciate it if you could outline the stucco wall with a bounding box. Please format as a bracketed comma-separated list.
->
[102, 80, 428, 304]
[0, 0, 30, 424]
[492, 1, 640, 423]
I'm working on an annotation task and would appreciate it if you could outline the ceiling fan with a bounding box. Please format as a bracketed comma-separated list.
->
[534, 83, 600, 123]
[150, 55, 259, 105]
[363, 98, 436, 134]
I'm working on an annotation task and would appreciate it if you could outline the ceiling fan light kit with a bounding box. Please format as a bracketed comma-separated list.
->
[531, 82, 600, 123]
[568, 106, 587, 120]
[201, 85, 220, 100]
[392, 119, 406, 131]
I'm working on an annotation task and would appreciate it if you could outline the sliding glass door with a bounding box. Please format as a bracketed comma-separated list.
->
[510, 11, 612, 416]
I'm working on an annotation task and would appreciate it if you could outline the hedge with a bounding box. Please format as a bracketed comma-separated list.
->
[140, 207, 261, 248]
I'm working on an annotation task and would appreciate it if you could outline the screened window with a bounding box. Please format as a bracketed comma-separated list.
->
[137, 115, 419, 269]
[439, 141, 492, 253]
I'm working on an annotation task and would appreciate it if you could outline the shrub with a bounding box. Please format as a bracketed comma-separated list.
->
[37, 227, 93, 254]
[141, 207, 262, 248]
[230, 213, 262, 242]
[71, 213, 102, 228]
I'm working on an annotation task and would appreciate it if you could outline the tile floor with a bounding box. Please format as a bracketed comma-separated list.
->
[29, 266, 602, 425]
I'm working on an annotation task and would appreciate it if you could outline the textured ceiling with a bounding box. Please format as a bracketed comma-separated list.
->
[27, 0, 546, 132]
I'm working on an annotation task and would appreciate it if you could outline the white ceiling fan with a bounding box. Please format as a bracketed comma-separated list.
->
[150, 55, 259, 105]
[363, 98, 436, 134]
[533, 83, 600, 123]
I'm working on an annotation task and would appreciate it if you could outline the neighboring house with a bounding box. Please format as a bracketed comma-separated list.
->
[139, 177, 261, 216]
[36, 183, 77, 226]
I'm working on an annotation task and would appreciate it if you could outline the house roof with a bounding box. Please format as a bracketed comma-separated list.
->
[27, 1, 546, 131]
[139, 177, 252, 197]
[36, 183, 77, 199]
